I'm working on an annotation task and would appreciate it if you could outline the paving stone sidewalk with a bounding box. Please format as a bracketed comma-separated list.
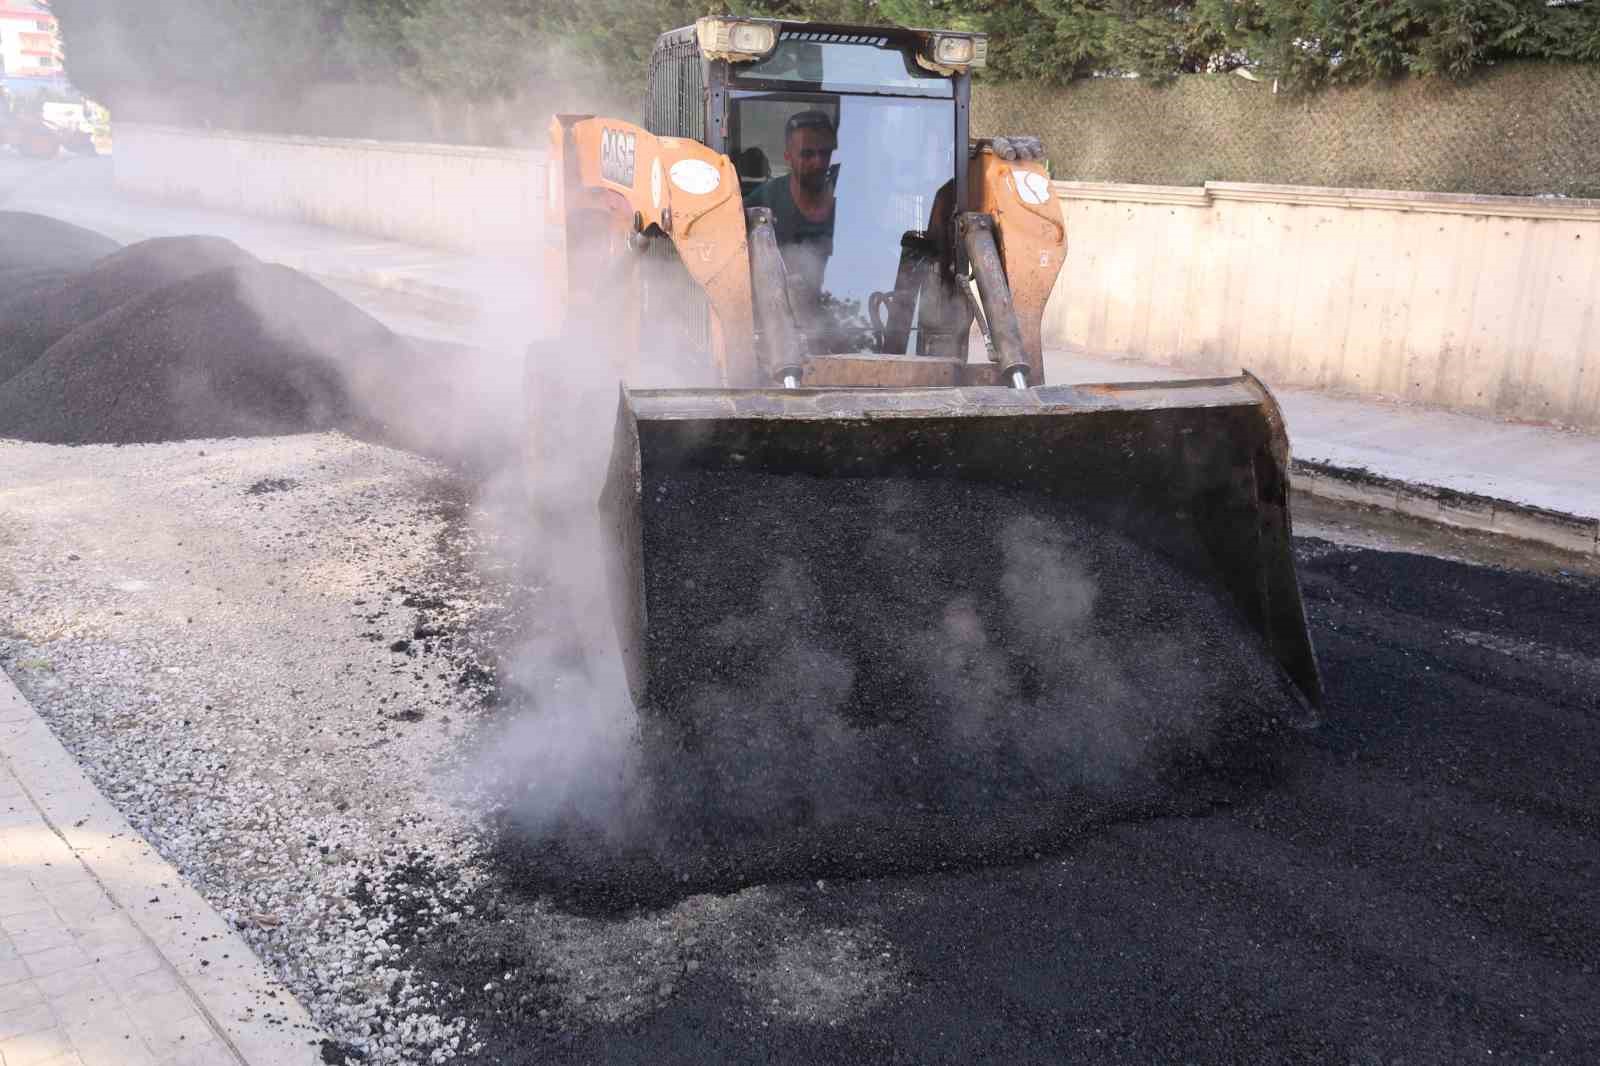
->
[1, 674, 324, 1066]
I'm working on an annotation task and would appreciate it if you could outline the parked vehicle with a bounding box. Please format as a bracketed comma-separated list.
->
[2, 113, 98, 157]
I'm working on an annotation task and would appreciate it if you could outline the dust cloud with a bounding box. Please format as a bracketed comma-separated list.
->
[54, 2, 630, 147]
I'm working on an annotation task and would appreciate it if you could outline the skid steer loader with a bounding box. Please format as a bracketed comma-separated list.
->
[531, 18, 1322, 801]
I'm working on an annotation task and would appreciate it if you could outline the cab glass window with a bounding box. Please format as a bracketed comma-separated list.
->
[731, 91, 957, 356]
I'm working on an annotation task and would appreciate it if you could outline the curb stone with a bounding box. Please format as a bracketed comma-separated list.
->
[0, 669, 330, 1066]
[1292, 459, 1600, 558]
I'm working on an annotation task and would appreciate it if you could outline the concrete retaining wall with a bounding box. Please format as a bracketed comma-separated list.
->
[1048, 181, 1600, 429]
[112, 123, 546, 259]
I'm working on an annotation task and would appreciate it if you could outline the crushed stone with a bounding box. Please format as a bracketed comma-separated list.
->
[0, 434, 508, 1063]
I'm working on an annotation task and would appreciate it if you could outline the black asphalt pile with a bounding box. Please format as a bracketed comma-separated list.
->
[0, 213, 122, 341]
[0, 235, 255, 385]
[498, 472, 1301, 912]
[0, 268, 78, 325]
[0, 211, 120, 274]
[0, 259, 413, 445]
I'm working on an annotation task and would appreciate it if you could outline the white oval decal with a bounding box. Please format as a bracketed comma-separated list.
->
[670, 159, 721, 196]
[650, 158, 664, 210]
[1014, 169, 1051, 205]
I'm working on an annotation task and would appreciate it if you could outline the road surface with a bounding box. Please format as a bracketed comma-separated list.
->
[413, 531, 1600, 1065]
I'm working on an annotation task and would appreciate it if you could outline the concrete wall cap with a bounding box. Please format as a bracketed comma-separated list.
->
[1051, 177, 1600, 222]
[115, 121, 544, 162]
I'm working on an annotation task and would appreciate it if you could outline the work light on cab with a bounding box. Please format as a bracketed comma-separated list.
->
[695, 17, 778, 60]
[928, 33, 987, 70]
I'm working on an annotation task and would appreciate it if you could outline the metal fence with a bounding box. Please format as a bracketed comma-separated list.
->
[973, 61, 1600, 199]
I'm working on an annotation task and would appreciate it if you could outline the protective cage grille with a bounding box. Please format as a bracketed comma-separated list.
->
[780, 30, 890, 46]
[641, 30, 712, 359]
[644, 30, 705, 141]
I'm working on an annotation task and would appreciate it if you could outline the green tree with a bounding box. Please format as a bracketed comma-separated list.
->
[50, 0, 354, 108]
[397, 0, 549, 98]
[1233, 0, 1600, 87]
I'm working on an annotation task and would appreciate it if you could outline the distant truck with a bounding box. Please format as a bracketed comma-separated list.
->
[0, 106, 96, 158]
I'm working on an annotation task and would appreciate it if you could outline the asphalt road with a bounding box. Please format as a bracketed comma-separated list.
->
[405, 533, 1599, 1066]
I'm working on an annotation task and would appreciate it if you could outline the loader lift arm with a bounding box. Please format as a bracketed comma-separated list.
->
[545, 115, 761, 384]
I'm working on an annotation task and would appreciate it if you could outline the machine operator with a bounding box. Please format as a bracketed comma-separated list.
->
[743, 110, 836, 278]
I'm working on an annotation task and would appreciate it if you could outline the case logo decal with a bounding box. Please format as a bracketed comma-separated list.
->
[600, 128, 637, 187]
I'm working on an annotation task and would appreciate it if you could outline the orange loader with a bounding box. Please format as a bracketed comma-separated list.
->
[529, 18, 1322, 754]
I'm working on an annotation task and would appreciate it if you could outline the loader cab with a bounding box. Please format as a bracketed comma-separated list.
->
[644, 19, 983, 361]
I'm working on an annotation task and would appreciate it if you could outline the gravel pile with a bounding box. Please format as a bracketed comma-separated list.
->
[0, 267, 79, 325]
[0, 217, 448, 448]
[0, 234, 254, 384]
[0, 435, 513, 1063]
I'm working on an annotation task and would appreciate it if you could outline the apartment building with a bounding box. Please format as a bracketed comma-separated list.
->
[1, 0, 69, 95]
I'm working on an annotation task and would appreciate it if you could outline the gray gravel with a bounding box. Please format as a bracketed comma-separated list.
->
[0, 432, 502, 1063]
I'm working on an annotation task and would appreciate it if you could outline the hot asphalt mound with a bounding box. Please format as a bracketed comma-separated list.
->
[0, 235, 256, 385]
[0, 260, 409, 444]
[497, 472, 1301, 913]
[0, 211, 121, 274]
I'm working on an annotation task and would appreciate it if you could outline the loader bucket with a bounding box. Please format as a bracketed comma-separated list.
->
[599, 373, 1322, 766]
